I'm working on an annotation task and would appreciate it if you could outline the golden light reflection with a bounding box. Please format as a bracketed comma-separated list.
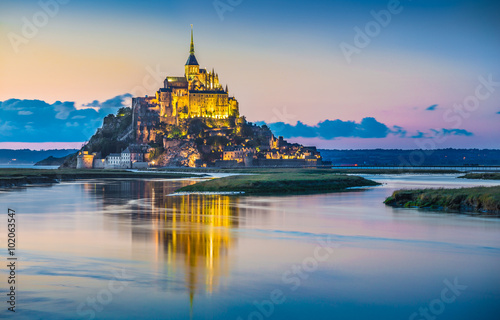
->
[158, 194, 236, 299]
[84, 180, 239, 309]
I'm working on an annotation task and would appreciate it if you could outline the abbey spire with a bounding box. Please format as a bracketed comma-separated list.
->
[185, 25, 200, 79]
[185, 25, 199, 67]
[190, 24, 195, 55]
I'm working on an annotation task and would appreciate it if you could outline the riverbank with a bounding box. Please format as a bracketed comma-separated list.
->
[459, 173, 500, 180]
[384, 186, 500, 215]
[0, 169, 199, 188]
[176, 171, 380, 195]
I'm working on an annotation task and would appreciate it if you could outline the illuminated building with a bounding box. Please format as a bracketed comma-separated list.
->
[132, 25, 239, 140]
[76, 150, 95, 169]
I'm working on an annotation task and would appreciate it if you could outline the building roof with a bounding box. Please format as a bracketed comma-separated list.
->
[107, 153, 121, 158]
[223, 146, 255, 152]
[185, 54, 199, 66]
[189, 90, 227, 94]
[167, 76, 188, 82]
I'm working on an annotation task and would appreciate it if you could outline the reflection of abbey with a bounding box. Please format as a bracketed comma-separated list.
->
[132, 26, 239, 131]
[87, 180, 237, 311]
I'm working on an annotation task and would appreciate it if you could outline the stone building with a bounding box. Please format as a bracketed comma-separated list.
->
[223, 146, 256, 163]
[76, 144, 150, 169]
[132, 26, 239, 143]
[119, 145, 150, 168]
[105, 153, 121, 168]
[76, 151, 95, 169]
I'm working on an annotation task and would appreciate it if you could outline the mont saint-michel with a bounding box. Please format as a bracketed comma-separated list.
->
[68, 27, 327, 169]
[2, 1, 499, 319]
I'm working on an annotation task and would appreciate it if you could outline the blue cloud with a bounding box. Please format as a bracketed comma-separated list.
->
[426, 104, 438, 111]
[0, 94, 131, 142]
[82, 94, 132, 110]
[260, 121, 317, 139]
[431, 128, 474, 137]
[410, 128, 474, 139]
[390, 126, 407, 138]
[259, 119, 476, 141]
[257, 117, 391, 140]
[411, 131, 427, 139]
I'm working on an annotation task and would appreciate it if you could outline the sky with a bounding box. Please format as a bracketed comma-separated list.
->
[0, 0, 499, 149]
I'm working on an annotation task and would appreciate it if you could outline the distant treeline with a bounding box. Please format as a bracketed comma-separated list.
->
[319, 149, 500, 166]
[0, 149, 78, 164]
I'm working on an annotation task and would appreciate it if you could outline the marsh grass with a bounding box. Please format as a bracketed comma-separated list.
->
[459, 173, 500, 180]
[176, 172, 380, 194]
[384, 186, 500, 214]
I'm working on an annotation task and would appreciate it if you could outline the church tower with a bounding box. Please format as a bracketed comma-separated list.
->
[185, 25, 199, 80]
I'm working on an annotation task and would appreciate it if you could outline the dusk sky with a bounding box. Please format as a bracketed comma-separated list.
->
[1, 0, 499, 149]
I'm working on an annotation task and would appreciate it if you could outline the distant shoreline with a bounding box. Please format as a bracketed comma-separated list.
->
[0, 164, 59, 169]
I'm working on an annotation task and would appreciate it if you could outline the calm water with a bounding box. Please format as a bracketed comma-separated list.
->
[1, 174, 499, 319]
[0, 165, 59, 169]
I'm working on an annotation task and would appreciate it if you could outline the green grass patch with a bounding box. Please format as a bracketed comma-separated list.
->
[176, 172, 380, 195]
[384, 186, 500, 215]
[458, 173, 500, 180]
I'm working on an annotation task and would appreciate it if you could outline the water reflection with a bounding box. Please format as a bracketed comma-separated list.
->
[84, 179, 239, 308]
[2, 175, 500, 319]
[162, 195, 236, 308]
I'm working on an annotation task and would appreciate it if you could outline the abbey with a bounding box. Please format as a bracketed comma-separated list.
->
[132, 26, 239, 141]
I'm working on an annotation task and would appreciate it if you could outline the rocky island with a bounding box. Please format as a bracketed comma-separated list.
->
[62, 27, 329, 170]
[35, 155, 72, 166]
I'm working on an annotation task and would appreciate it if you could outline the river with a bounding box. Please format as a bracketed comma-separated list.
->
[0, 174, 499, 319]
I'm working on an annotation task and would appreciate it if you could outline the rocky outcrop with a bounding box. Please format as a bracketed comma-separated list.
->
[60, 108, 132, 168]
[35, 155, 72, 166]
[155, 141, 201, 167]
